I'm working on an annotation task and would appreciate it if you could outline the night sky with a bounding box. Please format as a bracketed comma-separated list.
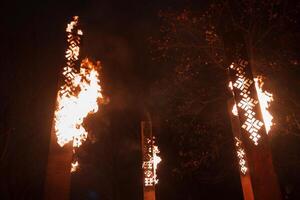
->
[0, 0, 299, 200]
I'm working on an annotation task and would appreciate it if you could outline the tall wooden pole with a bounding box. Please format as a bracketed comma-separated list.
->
[141, 121, 156, 200]
[44, 122, 73, 200]
[228, 99, 254, 200]
[44, 16, 82, 200]
[224, 30, 282, 200]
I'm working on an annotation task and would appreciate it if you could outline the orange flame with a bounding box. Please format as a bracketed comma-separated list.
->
[71, 160, 79, 172]
[254, 76, 274, 134]
[229, 76, 274, 133]
[55, 59, 102, 147]
[54, 16, 102, 148]
[153, 145, 162, 184]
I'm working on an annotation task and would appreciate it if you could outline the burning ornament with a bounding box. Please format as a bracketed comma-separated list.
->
[228, 60, 274, 145]
[229, 76, 274, 134]
[54, 16, 103, 171]
[142, 137, 162, 186]
[254, 76, 274, 134]
[235, 137, 248, 175]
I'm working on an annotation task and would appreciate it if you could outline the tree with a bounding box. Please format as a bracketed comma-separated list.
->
[149, 0, 300, 197]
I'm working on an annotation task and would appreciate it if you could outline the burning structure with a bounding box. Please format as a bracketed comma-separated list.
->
[44, 16, 102, 199]
[227, 58, 281, 200]
[141, 120, 161, 200]
[222, 26, 282, 199]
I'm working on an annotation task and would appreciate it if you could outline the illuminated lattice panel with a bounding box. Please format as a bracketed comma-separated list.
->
[229, 59, 266, 145]
[61, 16, 83, 96]
[142, 136, 161, 187]
[235, 137, 248, 175]
[142, 137, 155, 187]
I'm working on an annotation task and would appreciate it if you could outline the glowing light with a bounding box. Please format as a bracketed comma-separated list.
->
[153, 145, 162, 184]
[230, 60, 264, 145]
[235, 137, 248, 175]
[232, 103, 238, 116]
[254, 76, 274, 134]
[71, 161, 79, 173]
[55, 59, 102, 147]
[54, 16, 102, 149]
[229, 75, 274, 136]
[143, 138, 161, 186]
[228, 81, 233, 91]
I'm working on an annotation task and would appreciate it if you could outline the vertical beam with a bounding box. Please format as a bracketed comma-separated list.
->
[44, 121, 73, 200]
[224, 30, 282, 200]
[228, 99, 254, 200]
[141, 121, 156, 200]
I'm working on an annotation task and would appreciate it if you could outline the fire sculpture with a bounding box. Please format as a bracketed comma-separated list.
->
[230, 76, 274, 135]
[54, 16, 102, 171]
[141, 121, 161, 200]
[227, 58, 281, 200]
[45, 16, 102, 200]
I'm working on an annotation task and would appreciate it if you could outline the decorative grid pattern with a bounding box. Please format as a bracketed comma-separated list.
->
[61, 16, 83, 97]
[142, 137, 155, 187]
[235, 137, 248, 175]
[229, 59, 266, 145]
[142, 137, 161, 187]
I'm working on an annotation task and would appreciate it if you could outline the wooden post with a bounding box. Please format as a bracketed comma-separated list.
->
[44, 16, 82, 200]
[228, 99, 254, 200]
[141, 121, 156, 200]
[224, 30, 282, 200]
[44, 121, 73, 200]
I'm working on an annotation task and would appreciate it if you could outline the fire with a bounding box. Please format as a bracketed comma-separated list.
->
[235, 137, 248, 175]
[232, 103, 238, 116]
[254, 76, 274, 133]
[52, 16, 102, 174]
[55, 59, 102, 147]
[54, 16, 102, 148]
[229, 76, 274, 134]
[153, 145, 162, 184]
[71, 161, 79, 172]
[143, 138, 162, 186]
[229, 81, 238, 117]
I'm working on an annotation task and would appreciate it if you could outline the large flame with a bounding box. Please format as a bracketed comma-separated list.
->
[54, 16, 102, 148]
[55, 59, 102, 147]
[254, 76, 274, 134]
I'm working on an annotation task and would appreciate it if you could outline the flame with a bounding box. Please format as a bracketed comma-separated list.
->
[232, 103, 238, 116]
[71, 161, 79, 172]
[254, 76, 274, 133]
[228, 81, 233, 91]
[229, 76, 274, 134]
[143, 139, 162, 186]
[54, 16, 102, 148]
[153, 145, 162, 184]
[55, 59, 102, 147]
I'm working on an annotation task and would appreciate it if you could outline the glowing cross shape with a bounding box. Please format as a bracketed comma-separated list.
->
[235, 137, 248, 174]
[242, 117, 263, 145]
[238, 97, 257, 111]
